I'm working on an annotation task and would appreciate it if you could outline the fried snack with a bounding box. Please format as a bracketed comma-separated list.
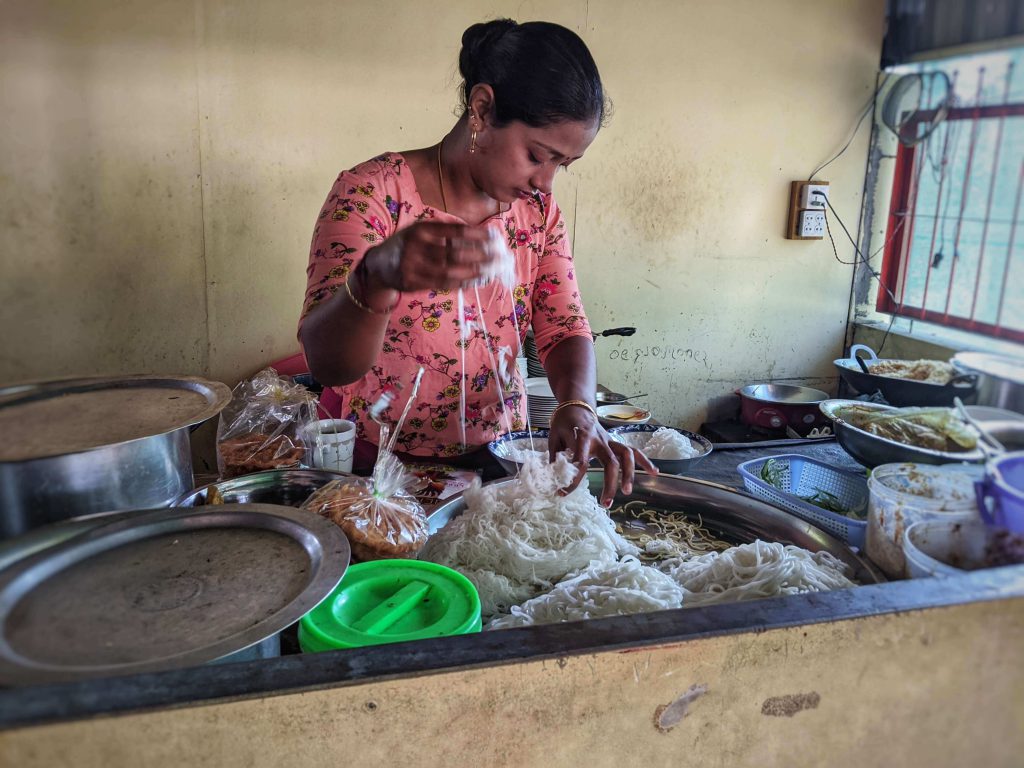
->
[867, 359, 955, 385]
[218, 432, 305, 478]
[302, 479, 428, 561]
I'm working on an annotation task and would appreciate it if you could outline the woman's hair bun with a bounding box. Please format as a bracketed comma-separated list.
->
[457, 19, 606, 128]
[459, 19, 517, 84]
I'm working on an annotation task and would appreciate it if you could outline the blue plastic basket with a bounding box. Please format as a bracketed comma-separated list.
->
[737, 454, 869, 548]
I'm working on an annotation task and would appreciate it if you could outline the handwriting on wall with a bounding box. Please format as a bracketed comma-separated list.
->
[608, 345, 710, 368]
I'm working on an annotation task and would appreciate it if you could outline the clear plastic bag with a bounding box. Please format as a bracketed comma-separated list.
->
[301, 370, 429, 561]
[216, 368, 318, 478]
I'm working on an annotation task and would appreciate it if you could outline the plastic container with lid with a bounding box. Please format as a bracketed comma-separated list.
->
[976, 451, 1024, 534]
[866, 463, 981, 578]
[299, 559, 481, 652]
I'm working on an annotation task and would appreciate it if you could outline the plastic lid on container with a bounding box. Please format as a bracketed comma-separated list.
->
[869, 463, 981, 510]
[299, 559, 481, 651]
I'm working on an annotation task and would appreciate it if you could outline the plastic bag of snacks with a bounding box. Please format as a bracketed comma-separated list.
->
[216, 368, 319, 478]
[302, 369, 429, 561]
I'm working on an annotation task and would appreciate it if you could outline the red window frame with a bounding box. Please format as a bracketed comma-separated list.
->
[877, 103, 1024, 344]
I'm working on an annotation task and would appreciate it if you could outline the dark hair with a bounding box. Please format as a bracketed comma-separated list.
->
[458, 19, 608, 127]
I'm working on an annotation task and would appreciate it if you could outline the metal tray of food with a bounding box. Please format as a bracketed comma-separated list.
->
[0, 503, 349, 686]
[426, 471, 883, 585]
[819, 399, 985, 468]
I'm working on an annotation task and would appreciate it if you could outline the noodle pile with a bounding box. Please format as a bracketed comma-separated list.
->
[418, 452, 637, 618]
[613, 500, 731, 562]
[487, 556, 684, 629]
[659, 540, 856, 608]
[643, 428, 701, 459]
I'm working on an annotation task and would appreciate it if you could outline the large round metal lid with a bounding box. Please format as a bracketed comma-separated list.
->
[0, 375, 232, 462]
[952, 352, 1024, 384]
[0, 503, 349, 685]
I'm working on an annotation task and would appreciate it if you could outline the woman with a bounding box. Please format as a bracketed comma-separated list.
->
[299, 19, 653, 506]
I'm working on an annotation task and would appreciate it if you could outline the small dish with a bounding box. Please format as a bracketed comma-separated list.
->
[487, 430, 550, 476]
[596, 404, 651, 428]
[608, 424, 712, 474]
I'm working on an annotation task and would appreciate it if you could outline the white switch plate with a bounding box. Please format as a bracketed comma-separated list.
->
[800, 183, 830, 209]
[798, 209, 826, 238]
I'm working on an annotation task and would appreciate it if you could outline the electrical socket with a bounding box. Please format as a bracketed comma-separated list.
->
[800, 183, 830, 209]
[798, 209, 826, 238]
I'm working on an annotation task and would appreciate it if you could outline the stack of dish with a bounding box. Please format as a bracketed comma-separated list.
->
[526, 378, 558, 427]
[523, 332, 546, 378]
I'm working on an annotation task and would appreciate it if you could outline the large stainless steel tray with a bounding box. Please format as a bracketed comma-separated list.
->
[0, 503, 349, 686]
[427, 471, 883, 585]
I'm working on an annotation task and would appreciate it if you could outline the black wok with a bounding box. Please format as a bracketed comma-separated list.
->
[834, 344, 978, 407]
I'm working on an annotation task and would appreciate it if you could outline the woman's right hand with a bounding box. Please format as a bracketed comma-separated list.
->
[362, 221, 499, 297]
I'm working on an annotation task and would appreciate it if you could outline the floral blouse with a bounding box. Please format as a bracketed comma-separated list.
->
[299, 153, 592, 457]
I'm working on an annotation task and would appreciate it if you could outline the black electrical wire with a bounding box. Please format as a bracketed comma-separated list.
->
[821, 193, 904, 354]
[807, 74, 890, 181]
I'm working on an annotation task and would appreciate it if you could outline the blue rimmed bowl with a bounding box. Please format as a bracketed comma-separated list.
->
[608, 424, 713, 475]
[487, 430, 550, 476]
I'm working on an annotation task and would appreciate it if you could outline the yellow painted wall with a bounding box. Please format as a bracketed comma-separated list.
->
[0, 0, 884, 429]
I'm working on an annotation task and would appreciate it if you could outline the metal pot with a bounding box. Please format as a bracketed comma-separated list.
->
[0, 375, 230, 540]
[952, 352, 1024, 413]
[835, 344, 978, 406]
[738, 384, 830, 432]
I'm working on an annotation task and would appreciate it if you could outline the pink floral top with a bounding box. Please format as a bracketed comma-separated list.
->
[299, 153, 592, 457]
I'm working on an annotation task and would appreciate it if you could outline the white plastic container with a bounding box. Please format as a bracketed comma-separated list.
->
[903, 519, 994, 578]
[302, 418, 356, 473]
[866, 463, 980, 578]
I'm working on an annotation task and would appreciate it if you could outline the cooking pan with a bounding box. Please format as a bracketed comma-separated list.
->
[834, 344, 978, 407]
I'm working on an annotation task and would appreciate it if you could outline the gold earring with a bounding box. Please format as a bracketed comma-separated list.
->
[469, 130, 478, 153]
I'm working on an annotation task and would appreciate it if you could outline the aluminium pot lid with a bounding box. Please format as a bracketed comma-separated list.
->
[0, 503, 350, 686]
[0, 374, 232, 462]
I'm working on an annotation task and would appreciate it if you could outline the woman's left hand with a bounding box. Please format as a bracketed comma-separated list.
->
[548, 405, 658, 508]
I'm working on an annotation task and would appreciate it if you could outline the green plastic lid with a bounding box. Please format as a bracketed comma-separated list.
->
[299, 559, 481, 652]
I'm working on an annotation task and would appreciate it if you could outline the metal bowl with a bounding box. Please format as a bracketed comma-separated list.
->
[487, 430, 550, 476]
[426, 470, 883, 585]
[818, 399, 985, 469]
[608, 424, 713, 475]
[174, 468, 353, 508]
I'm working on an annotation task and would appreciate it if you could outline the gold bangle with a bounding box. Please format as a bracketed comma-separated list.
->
[344, 271, 395, 316]
[551, 399, 598, 423]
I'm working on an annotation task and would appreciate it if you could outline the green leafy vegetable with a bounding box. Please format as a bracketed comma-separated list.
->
[759, 459, 860, 518]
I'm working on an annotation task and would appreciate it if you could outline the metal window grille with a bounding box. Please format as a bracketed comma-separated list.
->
[878, 61, 1024, 344]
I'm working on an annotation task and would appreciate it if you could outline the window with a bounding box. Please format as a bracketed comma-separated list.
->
[877, 49, 1024, 345]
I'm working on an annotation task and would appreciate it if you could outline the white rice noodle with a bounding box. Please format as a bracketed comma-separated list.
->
[487, 556, 684, 630]
[643, 428, 700, 460]
[659, 540, 855, 608]
[419, 452, 638, 618]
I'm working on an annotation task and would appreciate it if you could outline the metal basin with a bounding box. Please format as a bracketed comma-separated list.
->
[426, 470, 883, 585]
[953, 352, 1024, 412]
[819, 399, 984, 469]
[174, 468, 353, 508]
[0, 375, 231, 540]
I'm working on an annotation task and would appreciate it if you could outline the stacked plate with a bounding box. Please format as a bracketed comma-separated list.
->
[524, 332, 546, 378]
[526, 377, 558, 428]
